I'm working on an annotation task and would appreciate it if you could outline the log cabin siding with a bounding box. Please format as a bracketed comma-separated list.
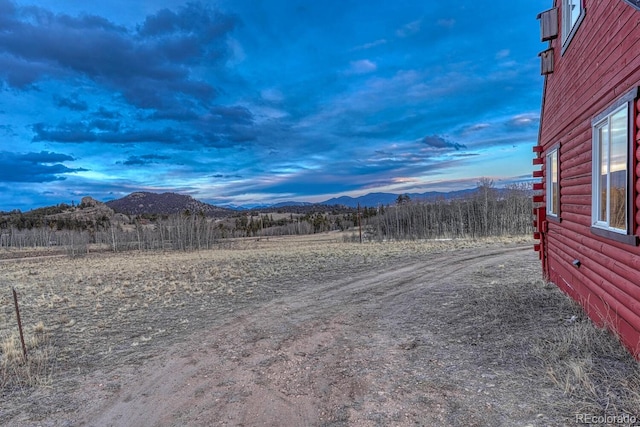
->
[537, 0, 640, 357]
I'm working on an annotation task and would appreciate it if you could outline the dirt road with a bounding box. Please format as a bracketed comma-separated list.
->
[2, 239, 577, 426]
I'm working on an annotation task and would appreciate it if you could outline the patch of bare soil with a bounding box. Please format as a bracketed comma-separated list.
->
[0, 236, 621, 426]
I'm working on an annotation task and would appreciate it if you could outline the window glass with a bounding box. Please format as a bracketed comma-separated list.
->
[568, 0, 581, 28]
[562, 0, 583, 46]
[547, 149, 559, 216]
[593, 106, 628, 232]
[609, 108, 628, 230]
[598, 124, 608, 223]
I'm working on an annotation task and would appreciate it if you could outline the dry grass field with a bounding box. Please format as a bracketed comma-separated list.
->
[1, 233, 639, 426]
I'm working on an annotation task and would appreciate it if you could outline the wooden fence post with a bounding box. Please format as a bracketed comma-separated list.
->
[12, 287, 28, 362]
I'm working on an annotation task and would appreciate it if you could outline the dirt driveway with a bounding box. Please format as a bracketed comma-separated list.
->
[1, 237, 593, 426]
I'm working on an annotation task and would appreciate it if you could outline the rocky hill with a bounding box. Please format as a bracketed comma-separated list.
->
[105, 192, 235, 217]
[0, 196, 123, 231]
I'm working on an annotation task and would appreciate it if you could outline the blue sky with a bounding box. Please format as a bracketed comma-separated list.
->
[0, 0, 548, 211]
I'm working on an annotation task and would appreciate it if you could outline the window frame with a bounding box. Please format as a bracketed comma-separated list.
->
[590, 88, 639, 246]
[561, 0, 585, 55]
[546, 145, 560, 219]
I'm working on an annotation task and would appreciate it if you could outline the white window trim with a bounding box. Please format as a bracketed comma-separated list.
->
[561, 0, 585, 54]
[591, 103, 631, 234]
[546, 147, 560, 218]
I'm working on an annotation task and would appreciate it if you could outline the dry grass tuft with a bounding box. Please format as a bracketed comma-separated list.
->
[532, 312, 640, 416]
[0, 322, 55, 391]
[457, 271, 640, 417]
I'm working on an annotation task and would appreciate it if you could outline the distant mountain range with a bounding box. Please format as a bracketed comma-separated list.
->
[217, 189, 481, 211]
[220, 201, 314, 211]
[95, 188, 490, 217]
[3, 186, 517, 218]
[320, 189, 479, 208]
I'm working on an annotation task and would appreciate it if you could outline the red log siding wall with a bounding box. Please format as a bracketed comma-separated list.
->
[636, 99, 640, 235]
[538, 0, 640, 356]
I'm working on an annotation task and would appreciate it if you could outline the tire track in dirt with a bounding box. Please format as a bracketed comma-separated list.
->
[62, 244, 542, 427]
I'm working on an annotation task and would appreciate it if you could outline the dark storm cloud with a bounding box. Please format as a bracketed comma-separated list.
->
[31, 113, 258, 147]
[89, 119, 121, 132]
[0, 54, 60, 88]
[209, 106, 254, 125]
[119, 154, 171, 166]
[0, 123, 15, 136]
[138, 3, 236, 41]
[211, 173, 242, 179]
[421, 135, 466, 151]
[0, 1, 236, 109]
[93, 107, 122, 119]
[150, 108, 200, 121]
[0, 150, 86, 182]
[18, 151, 74, 163]
[54, 95, 88, 111]
[227, 127, 258, 143]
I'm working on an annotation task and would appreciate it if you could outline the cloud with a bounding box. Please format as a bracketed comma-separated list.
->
[18, 151, 74, 163]
[89, 119, 121, 132]
[211, 173, 242, 179]
[0, 54, 61, 88]
[495, 49, 510, 60]
[352, 39, 387, 51]
[335, 114, 426, 139]
[506, 113, 539, 128]
[138, 4, 236, 39]
[374, 150, 393, 156]
[149, 108, 200, 121]
[462, 123, 490, 133]
[32, 122, 181, 144]
[452, 153, 480, 158]
[30, 102, 254, 146]
[0, 1, 237, 110]
[0, 123, 15, 136]
[93, 107, 122, 119]
[54, 94, 88, 111]
[346, 59, 377, 75]
[396, 19, 422, 37]
[209, 105, 254, 125]
[119, 154, 171, 166]
[0, 150, 87, 182]
[436, 18, 455, 29]
[239, 152, 472, 198]
[226, 36, 246, 64]
[260, 88, 284, 103]
[421, 135, 466, 151]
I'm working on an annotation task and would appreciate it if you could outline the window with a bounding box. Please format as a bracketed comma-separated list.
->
[561, 0, 584, 51]
[591, 87, 639, 246]
[622, 1, 640, 12]
[547, 148, 559, 217]
[592, 105, 629, 233]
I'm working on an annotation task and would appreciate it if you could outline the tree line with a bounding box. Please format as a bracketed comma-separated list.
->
[364, 181, 532, 241]
[0, 180, 533, 252]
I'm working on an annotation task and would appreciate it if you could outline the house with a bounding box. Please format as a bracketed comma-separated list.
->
[534, 0, 640, 357]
